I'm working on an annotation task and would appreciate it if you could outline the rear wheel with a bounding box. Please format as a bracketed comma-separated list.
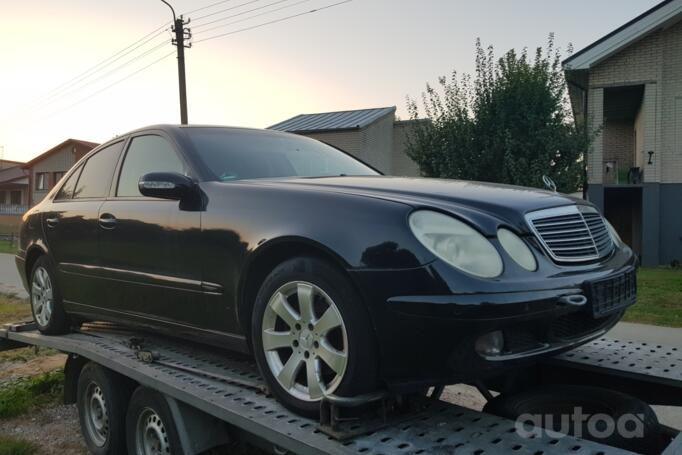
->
[30, 255, 69, 334]
[77, 362, 133, 455]
[251, 257, 378, 417]
[126, 387, 183, 455]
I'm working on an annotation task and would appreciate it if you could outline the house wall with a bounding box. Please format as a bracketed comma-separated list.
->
[634, 105, 645, 168]
[589, 20, 682, 185]
[603, 119, 635, 180]
[302, 114, 420, 175]
[362, 114, 394, 173]
[583, 20, 682, 265]
[392, 121, 421, 177]
[28, 143, 92, 205]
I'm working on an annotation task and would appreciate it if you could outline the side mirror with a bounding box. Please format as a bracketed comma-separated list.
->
[138, 172, 195, 201]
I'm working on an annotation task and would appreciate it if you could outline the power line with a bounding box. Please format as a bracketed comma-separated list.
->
[183, 0, 235, 16]
[42, 52, 176, 120]
[28, 24, 170, 108]
[194, 0, 353, 44]
[36, 38, 171, 110]
[192, 0, 263, 22]
[193, 0, 293, 30]
[193, 0, 313, 35]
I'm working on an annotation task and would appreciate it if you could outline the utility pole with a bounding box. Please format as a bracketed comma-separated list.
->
[160, 1, 191, 124]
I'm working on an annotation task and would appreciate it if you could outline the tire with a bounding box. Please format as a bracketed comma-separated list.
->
[251, 257, 378, 417]
[77, 362, 134, 455]
[29, 255, 70, 334]
[483, 385, 660, 454]
[126, 387, 183, 455]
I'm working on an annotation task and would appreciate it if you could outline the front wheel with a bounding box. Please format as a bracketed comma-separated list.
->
[251, 257, 378, 417]
[30, 255, 70, 334]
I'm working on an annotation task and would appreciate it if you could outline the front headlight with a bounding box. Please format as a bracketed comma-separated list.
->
[497, 228, 537, 271]
[409, 210, 503, 278]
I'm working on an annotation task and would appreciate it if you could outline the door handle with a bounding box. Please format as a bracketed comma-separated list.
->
[45, 217, 59, 228]
[99, 213, 117, 230]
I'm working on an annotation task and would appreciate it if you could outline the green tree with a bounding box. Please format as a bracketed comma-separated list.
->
[406, 35, 591, 193]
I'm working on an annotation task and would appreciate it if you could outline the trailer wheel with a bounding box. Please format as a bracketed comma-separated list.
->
[77, 362, 133, 455]
[126, 387, 182, 455]
[483, 385, 660, 454]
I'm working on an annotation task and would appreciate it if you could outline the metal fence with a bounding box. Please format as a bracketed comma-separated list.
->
[0, 204, 27, 215]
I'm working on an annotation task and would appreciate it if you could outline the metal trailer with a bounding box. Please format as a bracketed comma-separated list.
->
[1, 321, 681, 455]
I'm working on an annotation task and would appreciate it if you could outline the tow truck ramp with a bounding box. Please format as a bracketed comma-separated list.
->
[1, 322, 680, 455]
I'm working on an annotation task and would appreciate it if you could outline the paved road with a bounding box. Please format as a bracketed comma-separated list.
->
[607, 321, 682, 345]
[0, 252, 27, 298]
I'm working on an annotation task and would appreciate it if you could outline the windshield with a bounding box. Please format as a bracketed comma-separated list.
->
[186, 128, 380, 182]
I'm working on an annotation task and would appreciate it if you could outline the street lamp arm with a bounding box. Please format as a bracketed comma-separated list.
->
[159, 0, 177, 22]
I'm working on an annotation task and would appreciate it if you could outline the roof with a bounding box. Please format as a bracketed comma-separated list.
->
[564, 0, 682, 71]
[0, 159, 24, 169]
[0, 166, 27, 185]
[23, 138, 100, 169]
[268, 107, 396, 133]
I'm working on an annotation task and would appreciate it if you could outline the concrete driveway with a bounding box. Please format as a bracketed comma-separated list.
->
[0, 252, 27, 298]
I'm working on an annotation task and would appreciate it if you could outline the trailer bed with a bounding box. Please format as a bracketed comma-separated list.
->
[1, 322, 680, 455]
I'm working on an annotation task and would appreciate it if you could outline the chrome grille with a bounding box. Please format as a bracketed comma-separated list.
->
[526, 206, 614, 263]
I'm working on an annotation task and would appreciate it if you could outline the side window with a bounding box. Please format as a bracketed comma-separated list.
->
[74, 141, 124, 199]
[54, 165, 83, 201]
[117, 135, 186, 197]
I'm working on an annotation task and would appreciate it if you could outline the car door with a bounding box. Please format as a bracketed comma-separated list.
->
[97, 133, 213, 331]
[43, 141, 125, 308]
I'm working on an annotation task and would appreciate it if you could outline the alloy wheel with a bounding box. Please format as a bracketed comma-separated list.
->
[31, 266, 53, 327]
[135, 408, 170, 455]
[262, 281, 348, 401]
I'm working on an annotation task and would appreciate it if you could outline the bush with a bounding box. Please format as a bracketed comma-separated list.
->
[406, 35, 592, 193]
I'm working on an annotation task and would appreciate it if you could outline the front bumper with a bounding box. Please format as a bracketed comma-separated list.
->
[349, 248, 637, 391]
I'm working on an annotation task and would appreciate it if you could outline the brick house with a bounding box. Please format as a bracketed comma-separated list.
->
[564, 0, 682, 266]
[23, 139, 99, 206]
[269, 107, 421, 176]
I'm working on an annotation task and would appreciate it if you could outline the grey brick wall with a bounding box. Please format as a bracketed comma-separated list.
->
[587, 20, 682, 184]
[603, 119, 635, 182]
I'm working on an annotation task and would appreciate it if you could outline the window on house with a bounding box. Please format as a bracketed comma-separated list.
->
[10, 191, 21, 205]
[53, 171, 65, 184]
[36, 172, 49, 190]
[0, 190, 6, 204]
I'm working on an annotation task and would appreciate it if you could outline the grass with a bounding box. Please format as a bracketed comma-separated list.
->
[623, 267, 682, 327]
[0, 294, 31, 326]
[0, 294, 51, 362]
[0, 241, 17, 255]
[0, 370, 64, 419]
[0, 436, 35, 455]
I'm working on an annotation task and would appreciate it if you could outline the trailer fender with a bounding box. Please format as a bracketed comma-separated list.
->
[164, 395, 231, 455]
[64, 353, 89, 404]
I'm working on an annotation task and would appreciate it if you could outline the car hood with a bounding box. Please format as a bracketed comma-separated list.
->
[249, 176, 588, 234]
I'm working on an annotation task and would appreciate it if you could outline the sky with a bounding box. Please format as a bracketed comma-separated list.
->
[0, 0, 662, 162]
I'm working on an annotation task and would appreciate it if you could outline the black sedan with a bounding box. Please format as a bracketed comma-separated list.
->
[16, 125, 637, 416]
